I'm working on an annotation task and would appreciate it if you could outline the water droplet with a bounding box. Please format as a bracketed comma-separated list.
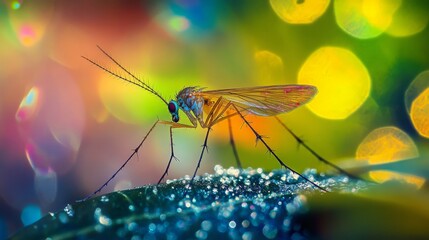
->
[244, 179, 251, 186]
[64, 204, 74, 217]
[228, 220, 236, 229]
[128, 205, 135, 212]
[226, 167, 240, 177]
[148, 223, 156, 233]
[94, 208, 112, 226]
[127, 222, 138, 232]
[242, 220, 250, 228]
[100, 196, 109, 202]
[242, 231, 253, 240]
[214, 165, 224, 175]
[195, 229, 208, 239]
[201, 220, 212, 231]
[184, 199, 191, 208]
[262, 224, 278, 239]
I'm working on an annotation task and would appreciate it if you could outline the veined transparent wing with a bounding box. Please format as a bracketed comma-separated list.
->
[201, 85, 317, 116]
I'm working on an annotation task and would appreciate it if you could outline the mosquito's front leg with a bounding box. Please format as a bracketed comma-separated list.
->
[157, 115, 198, 184]
[78, 119, 160, 201]
[157, 126, 177, 184]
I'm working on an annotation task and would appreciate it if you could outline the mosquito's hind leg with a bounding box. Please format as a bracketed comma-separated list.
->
[78, 120, 159, 201]
[157, 126, 177, 184]
[228, 117, 242, 169]
[273, 116, 363, 181]
[231, 105, 328, 192]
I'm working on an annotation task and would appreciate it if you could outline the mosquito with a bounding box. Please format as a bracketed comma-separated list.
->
[80, 46, 352, 201]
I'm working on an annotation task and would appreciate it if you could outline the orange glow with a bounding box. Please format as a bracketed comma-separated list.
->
[410, 88, 429, 138]
[404, 71, 429, 114]
[367, 170, 425, 188]
[356, 126, 424, 187]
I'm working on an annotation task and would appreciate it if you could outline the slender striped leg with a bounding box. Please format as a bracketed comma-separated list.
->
[157, 126, 177, 184]
[228, 117, 242, 169]
[190, 127, 211, 185]
[78, 120, 159, 201]
[231, 105, 328, 192]
[274, 116, 364, 181]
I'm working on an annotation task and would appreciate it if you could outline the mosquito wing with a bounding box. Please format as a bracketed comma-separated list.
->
[201, 85, 317, 116]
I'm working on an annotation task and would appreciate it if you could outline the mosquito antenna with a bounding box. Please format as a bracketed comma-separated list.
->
[82, 46, 168, 105]
[95, 45, 168, 105]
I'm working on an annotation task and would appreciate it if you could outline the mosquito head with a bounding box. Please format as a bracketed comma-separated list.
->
[168, 100, 179, 122]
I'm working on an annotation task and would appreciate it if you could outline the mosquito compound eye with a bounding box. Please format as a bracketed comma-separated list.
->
[168, 101, 177, 113]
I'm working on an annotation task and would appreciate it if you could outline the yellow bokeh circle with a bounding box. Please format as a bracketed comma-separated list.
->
[356, 126, 418, 165]
[405, 70, 429, 114]
[254, 50, 284, 85]
[298, 47, 371, 119]
[355, 126, 424, 187]
[410, 88, 429, 138]
[334, 0, 402, 39]
[270, 0, 330, 24]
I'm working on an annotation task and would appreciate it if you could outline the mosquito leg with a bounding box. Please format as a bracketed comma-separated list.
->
[158, 126, 177, 184]
[190, 127, 211, 185]
[274, 116, 364, 181]
[77, 120, 159, 201]
[228, 117, 242, 169]
[231, 105, 328, 192]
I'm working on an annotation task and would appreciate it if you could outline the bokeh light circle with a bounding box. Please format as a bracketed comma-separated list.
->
[410, 88, 429, 138]
[298, 47, 371, 119]
[15, 87, 40, 122]
[7, 0, 54, 47]
[270, 0, 330, 24]
[334, 0, 402, 39]
[356, 126, 424, 187]
[20, 204, 42, 226]
[4, 0, 22, 10]
[356, 126, 418, 164]
[387, 0, 429, 37]
[254, 50, 284, 85]
[17, 63, 85, 175]
[168, 16, 190, 32]
[404, 70, 429, 114]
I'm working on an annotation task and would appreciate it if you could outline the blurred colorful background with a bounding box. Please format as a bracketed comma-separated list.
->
[1, 0, 429, 237]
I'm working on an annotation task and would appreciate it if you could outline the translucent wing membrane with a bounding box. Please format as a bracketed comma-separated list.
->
[202, 85, 317, 116]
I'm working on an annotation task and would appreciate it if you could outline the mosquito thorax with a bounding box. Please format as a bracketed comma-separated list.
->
[168, 100, 180, 122]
